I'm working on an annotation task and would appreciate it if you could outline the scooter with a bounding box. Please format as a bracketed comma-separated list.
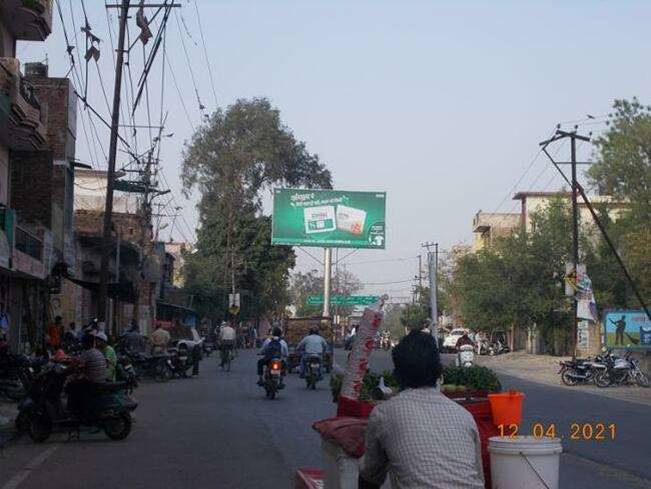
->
[18, 363, 138, 443]
[261, 357, 284, 400]
[304, 355, 322, 390]
[456, 344, 475, 367]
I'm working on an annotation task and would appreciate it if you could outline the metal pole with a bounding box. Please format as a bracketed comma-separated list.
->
[418, 254, 423, 292]
[570, 136, 579, 360]
[98, 0, 129, 322]
[428, 246, 439, 344]
[323, 248, 332, 318]
[114, 232, 120, 337]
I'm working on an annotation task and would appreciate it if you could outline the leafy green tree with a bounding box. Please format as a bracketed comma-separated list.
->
[181, 98, 332, 321]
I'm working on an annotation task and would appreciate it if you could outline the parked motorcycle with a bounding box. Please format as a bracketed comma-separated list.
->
[487, 340, 510, 356]
[167, 345, 194, 378]
[558, 355, 608, 386]
[18, 363, 138, 443]
[261, 357, 284, 400]
[304, 355, 322, 390]
[0, 353, 41, 401]
[120, 350, 171, 382]
[596, 350, 649, 388]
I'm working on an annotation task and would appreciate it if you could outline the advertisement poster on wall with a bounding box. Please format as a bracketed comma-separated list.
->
[603, 309, 651, 349]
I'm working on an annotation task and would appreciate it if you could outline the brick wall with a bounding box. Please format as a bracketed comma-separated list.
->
[10, 149, 53, 228]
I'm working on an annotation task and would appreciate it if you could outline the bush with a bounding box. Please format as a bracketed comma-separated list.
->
[442, 365, 501, 392]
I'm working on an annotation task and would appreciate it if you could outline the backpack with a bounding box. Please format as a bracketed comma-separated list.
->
[265, 338, 283, 359]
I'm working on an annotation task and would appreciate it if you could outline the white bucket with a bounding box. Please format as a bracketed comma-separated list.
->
[488, 436, 562, 489]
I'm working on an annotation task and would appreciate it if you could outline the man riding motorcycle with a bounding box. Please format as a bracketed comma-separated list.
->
[296, 327, 329, 379]
[257, 327, 288, 386]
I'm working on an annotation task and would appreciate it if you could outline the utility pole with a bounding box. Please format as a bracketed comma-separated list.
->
[98, 0, 130, 324]
[422, 241, 439, 344]
[323, 248, 332, 318]
[540, 129, 590, 360]
[418, 254, 423, 291]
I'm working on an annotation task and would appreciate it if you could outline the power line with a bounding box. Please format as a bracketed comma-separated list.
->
[192, 0, 218, 108]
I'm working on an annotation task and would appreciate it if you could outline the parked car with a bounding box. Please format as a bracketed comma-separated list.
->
[442, 328, 468, 353]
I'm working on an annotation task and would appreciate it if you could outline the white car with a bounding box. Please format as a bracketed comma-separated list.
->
[442, 328, 468, 352]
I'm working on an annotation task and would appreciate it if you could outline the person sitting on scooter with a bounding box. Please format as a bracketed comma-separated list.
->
[455, 332, 475, 351]
[67, 333, 108, 417]
[257, 327, 288, 386]
[296, 326, 329, 379]
[94, 332, 117, 381]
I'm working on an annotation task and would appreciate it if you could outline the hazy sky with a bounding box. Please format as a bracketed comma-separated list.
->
[17, 1, 651, 300]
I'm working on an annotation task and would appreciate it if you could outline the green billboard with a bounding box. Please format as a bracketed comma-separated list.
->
[272, 189, 386, 249]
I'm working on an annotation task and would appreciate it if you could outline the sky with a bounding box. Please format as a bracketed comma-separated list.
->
[16, 0, 651, 301]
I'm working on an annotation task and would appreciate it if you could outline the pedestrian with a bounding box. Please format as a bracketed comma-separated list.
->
[150, 323, 171, 354]
[359, 331, 484, 489]
[46, 315, 64, 350]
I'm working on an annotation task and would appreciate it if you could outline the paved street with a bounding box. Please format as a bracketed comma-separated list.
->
[1, 350, 650, 489]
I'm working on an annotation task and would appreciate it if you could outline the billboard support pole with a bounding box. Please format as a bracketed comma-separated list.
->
[323, 248, 332, 318]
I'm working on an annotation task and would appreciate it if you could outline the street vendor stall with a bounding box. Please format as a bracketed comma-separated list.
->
[295, 303, 561, 489]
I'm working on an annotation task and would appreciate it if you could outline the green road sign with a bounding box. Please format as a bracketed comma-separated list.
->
[307, 295, 380, 306]
[272, 189, 386, 249]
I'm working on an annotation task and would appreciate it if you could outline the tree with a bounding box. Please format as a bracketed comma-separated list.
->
[181, 98, 332, 321]
[589, 98, 651, 224]
[588, 98, 651, 307]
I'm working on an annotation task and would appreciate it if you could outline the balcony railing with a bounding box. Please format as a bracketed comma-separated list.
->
[15, 226, 42, 261]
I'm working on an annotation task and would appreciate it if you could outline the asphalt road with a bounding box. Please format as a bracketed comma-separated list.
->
[0, 350, 649, 489]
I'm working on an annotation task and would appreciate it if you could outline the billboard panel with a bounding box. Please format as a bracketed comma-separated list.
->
[272, 189, 386, 249]
[603, 309, 651, 349]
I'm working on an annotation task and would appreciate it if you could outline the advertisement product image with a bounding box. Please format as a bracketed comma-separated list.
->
[272, 189, 386, 249]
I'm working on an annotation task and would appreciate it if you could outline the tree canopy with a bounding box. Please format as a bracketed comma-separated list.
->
[181, 98, 332, 322]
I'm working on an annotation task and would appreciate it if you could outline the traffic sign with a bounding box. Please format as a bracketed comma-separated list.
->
[306, 295, 380, 306]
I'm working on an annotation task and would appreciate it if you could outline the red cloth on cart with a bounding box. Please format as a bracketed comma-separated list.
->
[313, 416, 369, 458]
[336, 395, 375, 418]
[294, 468, 324, 489]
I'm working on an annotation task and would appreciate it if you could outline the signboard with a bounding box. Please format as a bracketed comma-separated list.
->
[272, 189, 386, 249]
[307, 295, 380, 306]
[228, 293, 240, 316]
[603, 309, 651, 349]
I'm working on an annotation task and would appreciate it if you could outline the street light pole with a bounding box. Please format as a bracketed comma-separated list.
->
[422, 241, 438, 345]
[323, 248, 332, 318]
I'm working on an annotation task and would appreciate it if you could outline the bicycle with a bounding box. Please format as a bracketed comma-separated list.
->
[219, 344, 234, 372]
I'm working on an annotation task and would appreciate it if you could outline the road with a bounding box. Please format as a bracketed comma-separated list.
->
[0, 350, 649, 489]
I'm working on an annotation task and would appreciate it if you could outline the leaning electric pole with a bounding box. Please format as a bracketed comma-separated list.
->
[540, 129, 590, 359]
[98, 0, 130, 324]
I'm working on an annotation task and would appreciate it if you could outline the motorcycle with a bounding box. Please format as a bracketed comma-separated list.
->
[261, 357, 284, 400]
[596, 350, 650, 388]
[456, 344, 475, 367]
[304, 355, 322, 390]
[487, 340, 510, 356]
[167, 345, 194, 378]
[0, 353, 41, 401]
[558, 355, 608, 386]
[18, 362, 138, 443]
[120, 350, 171, 383]
[202, 338, 214, 357]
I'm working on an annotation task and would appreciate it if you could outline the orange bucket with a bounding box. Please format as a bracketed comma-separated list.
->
[488, 391, 525, 427]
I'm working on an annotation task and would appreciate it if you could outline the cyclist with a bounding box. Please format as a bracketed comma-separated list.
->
[219, 321, 237, 369]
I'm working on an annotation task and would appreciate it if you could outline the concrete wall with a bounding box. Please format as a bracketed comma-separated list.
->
[0, 144, 8, 205]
